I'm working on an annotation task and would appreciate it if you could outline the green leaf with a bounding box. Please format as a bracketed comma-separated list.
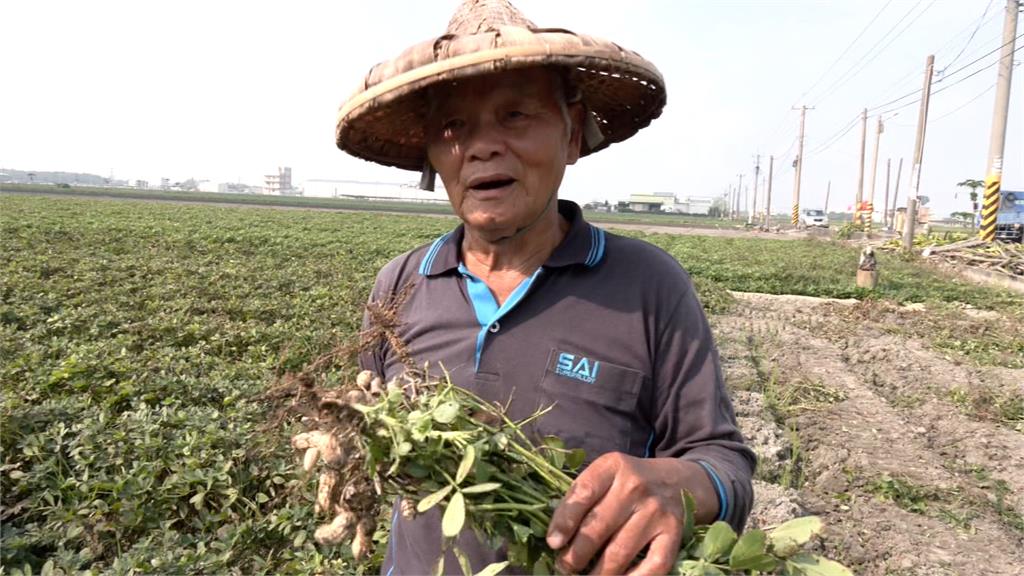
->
[453, 545, 473, 576]
[677, 560, 726, 576]
[785, 553, 855, 576]
[698, 521, 737, 562]
[542, 436, 565, 450]
[461, 482, 503, 494]
[443, 491, 466, 537]
[474, 561, 509, 576]
[432, 556, 445, 576]
[729, 529, 769, 570]
[768, 516, 822, 557]
[404, 461, 431, 479]
[543, 436, 565, 468]
[681, 490, 696, 546]
[737, 554, 779, 572]
[417, 484, 453, 513]
[433, 400, 460, 424]
[565, 448, 586, 471]
[456, 445, 476, 485]
[511, 522, 533, 544]
[292, 530, 307, 548]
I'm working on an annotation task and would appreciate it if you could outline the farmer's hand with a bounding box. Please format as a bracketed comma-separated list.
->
[546, 453, 718, 575]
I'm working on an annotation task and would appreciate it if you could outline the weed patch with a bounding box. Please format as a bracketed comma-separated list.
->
[866, 475, 973, 530]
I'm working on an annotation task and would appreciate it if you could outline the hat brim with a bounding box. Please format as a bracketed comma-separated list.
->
[336, 28, 666, 171]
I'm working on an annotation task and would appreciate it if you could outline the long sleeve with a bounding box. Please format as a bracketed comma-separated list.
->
[650, 273, 756, 532]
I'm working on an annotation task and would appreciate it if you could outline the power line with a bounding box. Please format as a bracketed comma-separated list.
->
[811, 0, 934, 106]
[868, 30, 1024, 113]
[758, 111, 796, 157]
[797, 0, 894, 104]
[891, 82, 997, 126]
[805, 113, 861, 157]
[775, 134, 799, 167]
[938, 30, 1024, 81]
[874, 42, 1024, 117]
[937, 0, 995, 75]
[858, 10, 1003, 115]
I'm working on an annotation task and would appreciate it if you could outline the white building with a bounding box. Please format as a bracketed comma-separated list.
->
[265, 167, 298, 195]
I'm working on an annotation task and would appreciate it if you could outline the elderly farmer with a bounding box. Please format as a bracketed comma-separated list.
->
[335, 1, 754, 574]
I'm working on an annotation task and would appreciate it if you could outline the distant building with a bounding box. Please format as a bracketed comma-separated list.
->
[135, 180, 148, 189]
[628, 192, 676, 212]
[265, 167, 299, 195]
[673, 196, 714, 215]
[626, 192, 714, 214]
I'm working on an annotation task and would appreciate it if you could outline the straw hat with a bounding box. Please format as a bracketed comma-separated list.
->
[336, 0, 666, 172]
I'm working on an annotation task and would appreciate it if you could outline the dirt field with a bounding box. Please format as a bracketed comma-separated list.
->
[715, 292, 1024, 575]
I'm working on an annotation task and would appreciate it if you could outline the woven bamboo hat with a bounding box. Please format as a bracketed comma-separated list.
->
[336, 0, 666, 172]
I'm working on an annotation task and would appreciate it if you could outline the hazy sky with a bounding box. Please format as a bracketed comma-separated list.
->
[2, 0, 1021, 218]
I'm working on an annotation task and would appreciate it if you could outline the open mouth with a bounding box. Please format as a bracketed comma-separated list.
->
[469, 177, 516, 191]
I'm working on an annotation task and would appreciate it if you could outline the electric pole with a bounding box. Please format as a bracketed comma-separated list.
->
[882, 158, 891, 230]
[792, 106, 810, 226]
[765, 155, 774, 230]
[824, 180, 831, 214]
[980, 0, 1019, 242]
[750, 155, 760, 226]
[736, 174, 744, 220]
[856, 108, 868, 224]
[891, 158, 904, 232]
[867, 116, 884, 233]
[902, 55, 935, 252]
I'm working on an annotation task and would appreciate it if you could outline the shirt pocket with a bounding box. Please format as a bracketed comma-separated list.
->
[537, 348, 645, 463]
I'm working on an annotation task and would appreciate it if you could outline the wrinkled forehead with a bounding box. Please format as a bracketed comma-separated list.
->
[426, 67, 565, 114]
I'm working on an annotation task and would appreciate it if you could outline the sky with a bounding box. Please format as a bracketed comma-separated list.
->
[1, 0, 1022, 219]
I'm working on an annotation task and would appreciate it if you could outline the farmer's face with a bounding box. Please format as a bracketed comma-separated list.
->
[425, 68, 583, 240]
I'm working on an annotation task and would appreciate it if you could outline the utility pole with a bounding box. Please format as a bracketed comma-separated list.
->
[867, 116, 884, 233]
[749, 155, 760, 225]
[736, 173, 744, 220]
[882, 158, 891, 230]
[855, 108, 868, 224]
[902, 55, 935, 252]
[891, 158, 904, 232]
[824, 180, 832, 214]
[765, 155, 774, 230]
[980, 0, 1019, 242]
[792, 106, 810, 226]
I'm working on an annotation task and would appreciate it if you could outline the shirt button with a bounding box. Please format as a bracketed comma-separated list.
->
[489, 321, 500, 333]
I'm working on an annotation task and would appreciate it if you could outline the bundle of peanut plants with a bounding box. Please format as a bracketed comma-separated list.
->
[290, 370, 852, 576]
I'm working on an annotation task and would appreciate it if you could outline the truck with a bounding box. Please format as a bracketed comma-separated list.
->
[995, 189, 1024, 243]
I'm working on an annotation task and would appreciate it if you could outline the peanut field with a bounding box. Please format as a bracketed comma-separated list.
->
[2, 194, 1022, 575]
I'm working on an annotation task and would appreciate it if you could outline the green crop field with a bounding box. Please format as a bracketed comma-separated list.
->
[1, 183, 742, 230]
[1, 195, 1019, 574]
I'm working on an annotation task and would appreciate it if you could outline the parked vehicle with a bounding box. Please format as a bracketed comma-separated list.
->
[995, 189, 1023, 243]
[799, 209, 829, 228]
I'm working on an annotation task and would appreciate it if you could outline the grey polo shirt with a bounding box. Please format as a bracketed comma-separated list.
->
[360, 200, 755, 576]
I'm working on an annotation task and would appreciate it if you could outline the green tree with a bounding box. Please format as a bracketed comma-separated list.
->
[956, 179, 984, 229]
[949, 211, 974, 227]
